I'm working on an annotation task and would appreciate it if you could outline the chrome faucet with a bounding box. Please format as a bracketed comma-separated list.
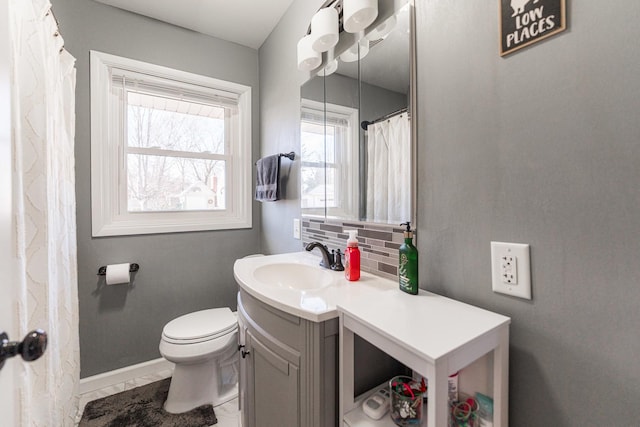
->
[305, 242, 344, 271]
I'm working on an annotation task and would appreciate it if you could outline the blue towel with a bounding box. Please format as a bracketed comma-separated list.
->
[255, 155, 280, 202]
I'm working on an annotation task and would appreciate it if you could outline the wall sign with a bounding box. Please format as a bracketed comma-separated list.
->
[500, 0, 566, 56]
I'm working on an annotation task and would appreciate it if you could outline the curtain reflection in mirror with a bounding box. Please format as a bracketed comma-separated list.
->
[366, 112, 411, 223]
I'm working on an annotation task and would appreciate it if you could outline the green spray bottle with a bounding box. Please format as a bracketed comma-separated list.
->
[398, 221, 419, 295]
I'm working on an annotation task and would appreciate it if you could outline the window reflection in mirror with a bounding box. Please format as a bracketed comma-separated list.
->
[300, 103, 327, 216]
[300, 0, 413, 225]
[301, 70, 360, 220]
[301, 98, 358, 219]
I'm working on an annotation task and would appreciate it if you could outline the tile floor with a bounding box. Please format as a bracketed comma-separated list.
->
[77, 369, 241, 426]
[211, 398, 242, 427]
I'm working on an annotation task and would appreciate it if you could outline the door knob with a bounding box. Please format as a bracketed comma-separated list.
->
[0, 329, 48, 370]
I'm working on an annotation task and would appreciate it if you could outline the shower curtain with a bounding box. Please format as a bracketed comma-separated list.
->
[9, 0, 80, 425]
[366, 112, 411, 223]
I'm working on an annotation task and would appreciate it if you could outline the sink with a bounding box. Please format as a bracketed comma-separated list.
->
[253, 263, 334, 290]
[234, 252, 398, 322]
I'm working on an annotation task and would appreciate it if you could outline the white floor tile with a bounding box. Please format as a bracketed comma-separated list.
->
[124, 370, 172, 390]
[212, 398, 241, 427]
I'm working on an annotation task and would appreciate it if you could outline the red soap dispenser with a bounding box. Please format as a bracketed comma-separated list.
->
[345, 230, 360, 281]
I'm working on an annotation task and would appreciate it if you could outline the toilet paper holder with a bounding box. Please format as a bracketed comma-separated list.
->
[97, 263, 140, 276]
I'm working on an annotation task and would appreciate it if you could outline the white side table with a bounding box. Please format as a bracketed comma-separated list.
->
[338, 289, 510, 426]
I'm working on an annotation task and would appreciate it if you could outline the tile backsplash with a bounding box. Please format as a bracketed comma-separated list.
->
[301, 218, 405, 281]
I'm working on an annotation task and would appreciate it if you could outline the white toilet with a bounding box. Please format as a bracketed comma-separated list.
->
[159, 307, 239, 414]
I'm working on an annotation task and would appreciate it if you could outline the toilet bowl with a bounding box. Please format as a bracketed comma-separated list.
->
[159, 308, 239, 414]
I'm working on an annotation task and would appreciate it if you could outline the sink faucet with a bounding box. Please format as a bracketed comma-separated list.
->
[305, 242, 344, 271]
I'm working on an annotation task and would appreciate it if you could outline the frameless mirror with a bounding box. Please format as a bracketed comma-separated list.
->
[300, 0, 414, 225]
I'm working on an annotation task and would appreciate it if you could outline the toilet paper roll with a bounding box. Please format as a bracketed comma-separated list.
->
[105, 263, 131, 285]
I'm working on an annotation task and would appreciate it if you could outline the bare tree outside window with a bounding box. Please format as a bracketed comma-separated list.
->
[90, 51, 252, 236]
[126, 92, 228, 212]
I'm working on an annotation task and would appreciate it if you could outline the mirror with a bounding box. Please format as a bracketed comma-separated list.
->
[300, 0, 414, 225]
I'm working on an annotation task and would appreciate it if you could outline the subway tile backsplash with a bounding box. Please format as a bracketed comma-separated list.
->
[301, 219, 404, 281]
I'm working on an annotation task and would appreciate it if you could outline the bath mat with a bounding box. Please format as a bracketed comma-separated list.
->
[79, 378, 217, 427]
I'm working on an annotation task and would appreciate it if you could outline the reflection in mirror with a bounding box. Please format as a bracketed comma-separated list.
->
[301, 73, 359, 220]
[300, 0, 413, 225]
[360, 5, 411, 223]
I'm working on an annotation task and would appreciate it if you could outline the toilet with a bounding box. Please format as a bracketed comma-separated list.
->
[159, 307, 239, 414]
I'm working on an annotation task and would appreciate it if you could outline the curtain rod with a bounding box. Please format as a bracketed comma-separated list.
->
[361, 107, 409, 130]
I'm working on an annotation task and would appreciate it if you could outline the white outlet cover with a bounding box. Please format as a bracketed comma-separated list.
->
[293, 218, 301, 240]
[490, 241, 532, 300]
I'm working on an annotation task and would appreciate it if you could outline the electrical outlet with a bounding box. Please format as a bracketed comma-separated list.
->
[501, 255, 517, 284]
[293, 218, 301, 239]
[491, 242, 531, 300]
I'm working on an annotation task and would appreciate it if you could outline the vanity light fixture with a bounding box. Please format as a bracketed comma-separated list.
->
[297, 34, 322, 71]
[343, 0, 378, 33]
[310, 7, 339, 53]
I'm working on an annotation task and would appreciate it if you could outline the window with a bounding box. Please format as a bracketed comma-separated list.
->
[300, 99, 358, 219]
[90, 51, 252, 236]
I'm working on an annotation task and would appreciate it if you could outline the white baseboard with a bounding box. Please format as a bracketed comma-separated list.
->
[79, 358, 174, 395]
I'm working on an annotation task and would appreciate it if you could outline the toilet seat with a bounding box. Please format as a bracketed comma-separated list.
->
[162, 308, 238, 345]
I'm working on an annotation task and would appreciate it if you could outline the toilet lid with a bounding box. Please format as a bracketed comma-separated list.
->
[163, 308, 237, 342]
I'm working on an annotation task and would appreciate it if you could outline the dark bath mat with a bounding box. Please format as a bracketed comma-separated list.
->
[79, 378, 217, 427]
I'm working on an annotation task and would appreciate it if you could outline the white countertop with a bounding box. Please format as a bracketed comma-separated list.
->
[233, 251, 398, 322]
[337, 289, 511, 363]
[234, 252, 511, 343]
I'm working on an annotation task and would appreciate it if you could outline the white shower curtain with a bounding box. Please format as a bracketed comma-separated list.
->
[366, 112, 411, 223]
[9, 0, 80, 425]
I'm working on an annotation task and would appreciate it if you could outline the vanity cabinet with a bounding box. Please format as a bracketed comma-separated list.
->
[238, 289, 339, 427]
[244, 328, 300, 427]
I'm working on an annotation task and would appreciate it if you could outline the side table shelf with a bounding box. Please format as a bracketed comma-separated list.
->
[338, 289, 510, 427]
[343, 382, 428, 427]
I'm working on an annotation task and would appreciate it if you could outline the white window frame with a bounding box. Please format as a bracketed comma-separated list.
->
[300, 98, 359, 220]
[90, 51, 252, 236]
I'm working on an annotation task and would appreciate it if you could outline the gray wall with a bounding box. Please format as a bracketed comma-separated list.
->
[53, 0, 262, 378]
[259, 0, 324, 254]
[417, 1, 640, 425]
[265, 0, 640, 425]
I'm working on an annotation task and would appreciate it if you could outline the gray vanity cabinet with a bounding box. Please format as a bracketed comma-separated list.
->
[237, 289, 338, 427]
[245, 329, 300, 427]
